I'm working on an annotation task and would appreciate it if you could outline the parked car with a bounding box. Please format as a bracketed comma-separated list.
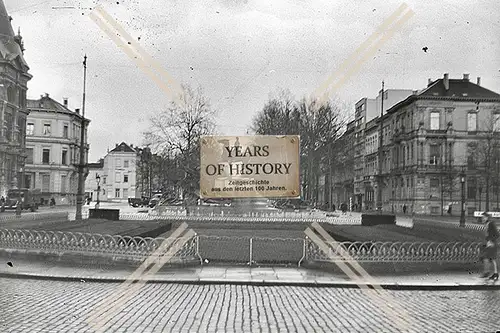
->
[0, 188, 40, 212]
[128, 197, 150, 208]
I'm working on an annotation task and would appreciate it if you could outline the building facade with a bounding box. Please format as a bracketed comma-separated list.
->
[353, 89, 414, 210]
[90, 142, 140, 202]
[0, 1, 32, 197]
[366, 74, 500, 215]
[84, 158, 104, 203]
[24, 94, 90, 205]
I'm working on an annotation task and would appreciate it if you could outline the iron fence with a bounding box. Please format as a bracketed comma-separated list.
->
[304, 238, 483, 263]
[0, 228, 199, 263]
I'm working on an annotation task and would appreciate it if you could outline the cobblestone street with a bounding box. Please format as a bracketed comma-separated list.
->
[1, 277, 499, 333]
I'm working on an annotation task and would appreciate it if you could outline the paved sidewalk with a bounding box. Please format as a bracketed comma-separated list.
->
[1, 259, 498, 289]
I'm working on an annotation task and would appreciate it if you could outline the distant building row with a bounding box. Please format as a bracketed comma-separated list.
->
[319, 73, 500, 215]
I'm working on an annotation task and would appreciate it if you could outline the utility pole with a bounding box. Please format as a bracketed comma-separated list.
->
[376, 81, 384, 213]
[75, 55, 87, 220]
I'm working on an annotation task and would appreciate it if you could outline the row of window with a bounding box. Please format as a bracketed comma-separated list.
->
[2, 111, 26, 144]
[24, 173, 76, 193]
[25, 147, 80, 165]
[6, 86, 27, 108]
[115, 159, 130, 168]
[26, 122, 82, 139]
[429, 111, 500, 131]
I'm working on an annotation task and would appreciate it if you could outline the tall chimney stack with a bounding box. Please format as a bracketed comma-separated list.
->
[75, 108, 80, 114]
[477, 77, 481, 86]
[443, 73, 449, 90]
[428, 78, 432, 86]
[63, 98, 68, 107]
[463, 73, 470, 81]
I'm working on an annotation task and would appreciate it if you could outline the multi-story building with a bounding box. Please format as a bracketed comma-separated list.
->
[92, 142, 140, 202]
[25, 94, 90, 205]
[84, 158, 104, 203]
[369, 73, 500, 215]
[353, 89, 414, 210]
[0, 1, 32, 197]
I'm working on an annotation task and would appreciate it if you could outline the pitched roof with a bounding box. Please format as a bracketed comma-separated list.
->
[385, 77, 500, 116]
[0, 0, 29, 69]
[419, 78, 500, 98]
[27, 95, 88, 121]
[109, 142, 136, 153]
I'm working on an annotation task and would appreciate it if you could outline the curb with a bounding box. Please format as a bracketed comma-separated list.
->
[1, 272, 498, 290]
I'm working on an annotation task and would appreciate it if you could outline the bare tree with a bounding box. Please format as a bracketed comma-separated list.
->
[143, 84, 216, 204]
[467, 111, 500, 211]
[251, 89, 347, 203]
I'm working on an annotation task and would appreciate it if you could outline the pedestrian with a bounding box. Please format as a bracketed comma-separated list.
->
[447, 204, 452, 215]
[479, 212, 499, 281]
[403, 204, 407, 215]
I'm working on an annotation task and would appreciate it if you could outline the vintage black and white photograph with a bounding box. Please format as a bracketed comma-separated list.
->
[0, 0, 499, 332]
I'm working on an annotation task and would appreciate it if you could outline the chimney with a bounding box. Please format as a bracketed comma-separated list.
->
[477, 77, 481, 86]
[443, 73, 449, 90]
[116, 143, 118, 148]
[44, 93, 49, 98]
[463, 73, 470, 81]
[428, 78, 432, 86]
[75, 108, 80, 114]
[63, 98, 68, 107]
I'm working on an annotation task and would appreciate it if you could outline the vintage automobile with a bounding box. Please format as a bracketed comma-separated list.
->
[0, 188, 40, 212]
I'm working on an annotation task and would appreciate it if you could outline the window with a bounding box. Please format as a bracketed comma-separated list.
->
[124, 160, 129, 168]
[24, 173, 33, 189]
[42, 174, 50, 192]
[62, 149, 68, 165]
[123, 188, 129, 198]
[7, 86, 16, 103]
[467, 179, 477, 200]
[430, 178, 439, 189]
[430, 112, 440, 130]
[61, 175, 67, 193]
[4, 112, 13, 141]
[115, 188, 120, 198]
[42, 149, 50, 164]
[467, 153, 475, 170]
[43, 123, 51, 135]
[103, 177, 107, 184]
[429, 144, 440, 165]
[24, 148, 34, 164]
[26, 123, 34, 136]
[124, 174, 129, 183]
[115, 172, 121, 182]
[116, 159, 121, 167]
[467, 112, 477, 132]
[494, 113, 500, 132]
[63, 125, 69, 138]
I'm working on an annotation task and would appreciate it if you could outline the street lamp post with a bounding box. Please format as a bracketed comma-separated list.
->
[460, 172, 466, 227]
[95, 174, 100, 209]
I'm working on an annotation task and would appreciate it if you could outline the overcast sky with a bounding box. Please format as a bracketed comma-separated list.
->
[5, 0, 500, 162]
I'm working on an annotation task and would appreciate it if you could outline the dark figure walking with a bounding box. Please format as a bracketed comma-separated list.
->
[50, 197, 56, 208]
[341, 203, 347, 215]
[403, 204, 407, 215]
[447, 204, 452, 215]
[479, 212, 499, 281]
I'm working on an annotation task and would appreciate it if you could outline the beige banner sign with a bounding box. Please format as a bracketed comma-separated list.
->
[200, 135, 300, 198]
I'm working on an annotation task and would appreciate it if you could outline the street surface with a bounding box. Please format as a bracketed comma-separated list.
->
[0, 277, 499, 332]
